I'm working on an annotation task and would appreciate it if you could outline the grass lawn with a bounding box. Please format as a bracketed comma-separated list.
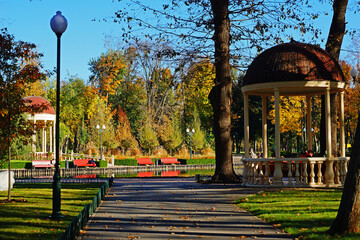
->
[236, 189, 360, 240]
[0, 183, 104, 240]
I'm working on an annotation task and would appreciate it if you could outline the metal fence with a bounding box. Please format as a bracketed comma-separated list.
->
[58, 178, 113, 240]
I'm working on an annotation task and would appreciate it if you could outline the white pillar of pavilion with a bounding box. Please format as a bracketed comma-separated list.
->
[262, 96, 268, 158]
[49, 122, 53, 153]
[340, 91, 345, 157]
[244, 93, 250, 158]
[273, 88, 283, 185]
[306, 96, 312, 151]
[325, 87, 335, 186]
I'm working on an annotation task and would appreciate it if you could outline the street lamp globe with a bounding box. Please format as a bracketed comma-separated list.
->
[50, 11, 68, 36]
[350, 68, 359, 80]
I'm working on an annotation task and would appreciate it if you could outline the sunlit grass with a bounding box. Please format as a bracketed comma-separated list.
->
[0, 183, 103, 240]
[236, 189, 360, 240]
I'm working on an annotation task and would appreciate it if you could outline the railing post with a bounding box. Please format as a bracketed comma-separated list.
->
[302, 161, 308, 184]
[317, 161, 323, 185]
[273, 160, 283, 185]
[295, 161, 300, 185]
[264, 161, 270, 185]
[309, 161, 315, 186]
[325, 159, 335, 187]
[242, 159, 248, 185]
[287, 161, 292, 186]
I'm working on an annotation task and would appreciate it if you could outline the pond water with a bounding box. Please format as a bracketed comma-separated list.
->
[13, 165, 243, 181]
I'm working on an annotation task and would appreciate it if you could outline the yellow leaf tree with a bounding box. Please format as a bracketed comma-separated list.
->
[89, 50, 126, 101]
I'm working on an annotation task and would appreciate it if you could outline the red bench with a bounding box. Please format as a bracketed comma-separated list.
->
[160, 158, 180, 165]
[32, 160, 54, 169]
[73, 159, 96, 167]
[136, 158, 154, 165]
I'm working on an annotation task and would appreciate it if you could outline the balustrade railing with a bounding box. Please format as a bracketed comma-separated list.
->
[242, 157, 349, 187]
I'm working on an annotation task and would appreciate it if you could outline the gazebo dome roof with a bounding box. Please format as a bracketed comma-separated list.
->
[22, 96, 55, 115]
[243, 41, 345, 86]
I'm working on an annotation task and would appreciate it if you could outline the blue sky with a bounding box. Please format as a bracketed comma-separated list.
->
[0, 0, 358, 81]
[1, 0, 122, 80]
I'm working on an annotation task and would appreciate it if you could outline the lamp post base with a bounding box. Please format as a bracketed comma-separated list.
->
[50, 169, 63, 220]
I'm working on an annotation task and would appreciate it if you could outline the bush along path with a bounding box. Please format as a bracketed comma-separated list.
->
[78, 178, 294, 240]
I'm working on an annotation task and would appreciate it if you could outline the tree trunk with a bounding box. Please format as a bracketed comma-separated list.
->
[325, 0, 356, 235]
[209, 0, 238, 182]
[328, 111, 360, 234]
[320, 0, 348, 157]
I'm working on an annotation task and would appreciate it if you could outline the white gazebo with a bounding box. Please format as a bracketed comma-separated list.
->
[241, 41, 349, 187]
[23, 96, 56, 159]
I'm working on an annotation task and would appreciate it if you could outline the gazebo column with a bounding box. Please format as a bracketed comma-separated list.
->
[44, 120, 47, 155]
[306, 96, 312, 151]
[273, 88, 283, 185]
[54, 120, 56, 157]
[49, 122, 53, 154]
[325, 88, 335, 186]
[243, 93, 250, 184]
[262, 96, 268, 158]
[339, 91, 345, 157]
[244, 93, 250, 158]
[32, 119, 37, 154]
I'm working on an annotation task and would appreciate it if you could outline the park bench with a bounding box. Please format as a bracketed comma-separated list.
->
[136, 158, 155, 165]
[32, 160, 54, 169]
[160, 158, 180, 165]
[73, 159, 96, 168]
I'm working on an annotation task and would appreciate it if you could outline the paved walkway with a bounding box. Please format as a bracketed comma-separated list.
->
[79, 178, 293, 240]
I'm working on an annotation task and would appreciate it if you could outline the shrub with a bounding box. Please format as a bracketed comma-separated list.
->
[201, 147, 215, 158]
[115, 158, 137, 166]
[175, 145, 190, 159]
[183, 159, 216, 165]
[127, 148, 141, 157]
[0, 161, 32, 169]
[153, 147, 168, 158]
[97, 160, 107, 168]
[60, 160, 74, 168]
[84, 141, 99, 156]
[109, 148, 121, 156]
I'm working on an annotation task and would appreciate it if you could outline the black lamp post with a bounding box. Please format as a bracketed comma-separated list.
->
[186, 128, 195, 159]
[50, 11, 67, 219]
[96, 125, 106, 161]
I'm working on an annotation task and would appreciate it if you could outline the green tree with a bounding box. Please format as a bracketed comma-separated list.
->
[191, 110, 206, 152]
[59, 77, 91, 152]
[0, 28, 46, 200]
[87, 96, 117, 153]
[158, 115, 183, 155]
[115, 107, 138, 154]
[184, 59, 214, 134]
[89, 50, 126, 101]
[139, 120, 159, 155]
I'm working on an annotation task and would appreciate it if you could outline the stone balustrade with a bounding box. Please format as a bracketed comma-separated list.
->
[242, 157, 349, 187]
